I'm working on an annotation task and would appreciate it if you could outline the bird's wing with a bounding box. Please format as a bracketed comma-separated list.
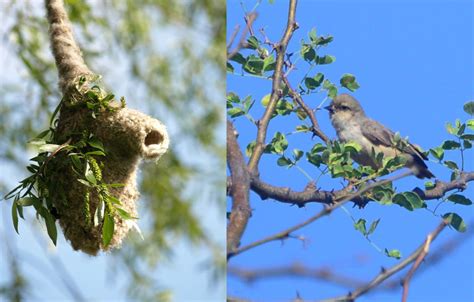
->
[361, 119, 428, 160]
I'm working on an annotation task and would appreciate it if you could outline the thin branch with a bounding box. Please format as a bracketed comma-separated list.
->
[227, 120, 252, 254]
[227, 12, 258, 60]
[320, 220, 449, 302]
[247, 0, 298, 172]
[230, 225, 473, 296]
[401, 233, 432, 302]
[228, 171, 413, 259]
[414, 171, 474, 200]
[282, 76, 330, 143]
[229, 263, 366, 289]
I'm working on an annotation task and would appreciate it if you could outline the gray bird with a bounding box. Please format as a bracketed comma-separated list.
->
[325, 94, 434, 179]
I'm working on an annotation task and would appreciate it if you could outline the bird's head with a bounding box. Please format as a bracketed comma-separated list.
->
[325, 94, 365, 120]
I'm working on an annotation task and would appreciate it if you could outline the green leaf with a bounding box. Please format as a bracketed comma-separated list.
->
[316, 35, 334, 46]
[293, 149, 304, 161]
[246, 36, 259, 49]
[244, 55, 264, 75]
[85, 150, 106, 156]
[102, 213, 115, 247]
[261, 94, 271, 107]
[461, 134, 474, 141]
[85, 162, 97, 185]
[301, 44, 315, 62]
[393, 192, 425, 211]
[316, 55, 335, 65]
[464, 140, 472, 149]
[39, 144, 60, 153]
[102, 94, 115, 103]
[403, 192, 425, 209]
[12, 202, 19, 234]
[35, 129, 51, 139]
[445, 122, 457, 135]
[106, 183, 125, 188]
[340, 73, 360, 92]
[295, 108, 307, 120]
[228, 107, 245, 118]
[116, 207, 137, 220]
[463, 101, 474, 115]
[229, 52, 246, 65]
[385, 248, 402, 259]
[296, 125, 310, 133]
[277, 156, 292, 167]
[77, 179, 92, 187]
[354, 219, 367, 236]
[443, 213, 467, 232]
[441, 140, 461, 150]
[466, 119, 474, 130]
[17, 197, 39, 207]
[263, 55, 276, 71]
[447, 194, 472, 205]
[28, 139, 46, 146]
[226, 62, 234, 73]
[308, 27, 317, 42]
[88, 137, 105, 151]
[265, 132, 288, 154]
[107, 195, 122, 205]
[44, 211, 57, 245]
[246, 141, 256, 157]
[304, 77, 318, 90]
[444, 160, 458, 170]
[307, 152, 322, 167]
[227, 92, 240, 103]
[311, 143, 327, 153]
[367, 219, 380, 236]
[424, 181, 435, 190]
[323, 79, 338, 98]
[314, 73, 324, 86]
[344, 141, 362, 154]
[429, 147, 444, 161]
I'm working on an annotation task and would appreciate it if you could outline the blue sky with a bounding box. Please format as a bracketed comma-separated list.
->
[227, 0, 473, 301]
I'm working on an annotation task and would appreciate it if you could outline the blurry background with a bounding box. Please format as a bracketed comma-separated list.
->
[227, 0, 473, 301]
[0, 0, 225, 301]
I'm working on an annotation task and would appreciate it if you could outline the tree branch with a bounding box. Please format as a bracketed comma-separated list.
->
[228, 171, 412, 259]
[227, 12, 258, 60]
[247, 0, 298, 172]
[320, 220, 449, 302]
[227, 121, 252, 254]
[282, 76, 330, 144]
[401, 233, 432, 302]
[251, 171, 474, 207]
[229, 263, 366, 289]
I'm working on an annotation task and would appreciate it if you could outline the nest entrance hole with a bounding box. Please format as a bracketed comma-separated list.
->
[145, 130, 164, 146]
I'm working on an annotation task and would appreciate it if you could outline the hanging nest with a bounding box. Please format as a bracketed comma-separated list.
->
[43, 77, 169, 255]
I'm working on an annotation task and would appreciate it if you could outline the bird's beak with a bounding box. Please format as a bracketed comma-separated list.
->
[324, 105, 333, 113]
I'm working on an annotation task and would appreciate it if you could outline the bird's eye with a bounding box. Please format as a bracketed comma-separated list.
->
[340, 105, 350, 111]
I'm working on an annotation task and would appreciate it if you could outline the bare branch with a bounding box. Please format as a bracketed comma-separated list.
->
[401, 233, 432, 302]
[229, 263, 366, 288]
[227, 12, 258, 60]
[247, 0, 299, 172]
[282, 76, 330, 144]
[320, 220, 449, 302]
[229, 171, 413, 259]
[227, 121, 252, 254]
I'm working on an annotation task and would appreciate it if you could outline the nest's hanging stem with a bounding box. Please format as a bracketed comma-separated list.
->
[45, 0, 93, 95]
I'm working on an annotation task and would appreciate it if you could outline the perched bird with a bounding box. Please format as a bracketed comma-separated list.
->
[325, 94, 434, 179]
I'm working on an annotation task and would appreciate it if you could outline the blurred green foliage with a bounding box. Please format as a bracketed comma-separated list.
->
[1, 0, 225, 300]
